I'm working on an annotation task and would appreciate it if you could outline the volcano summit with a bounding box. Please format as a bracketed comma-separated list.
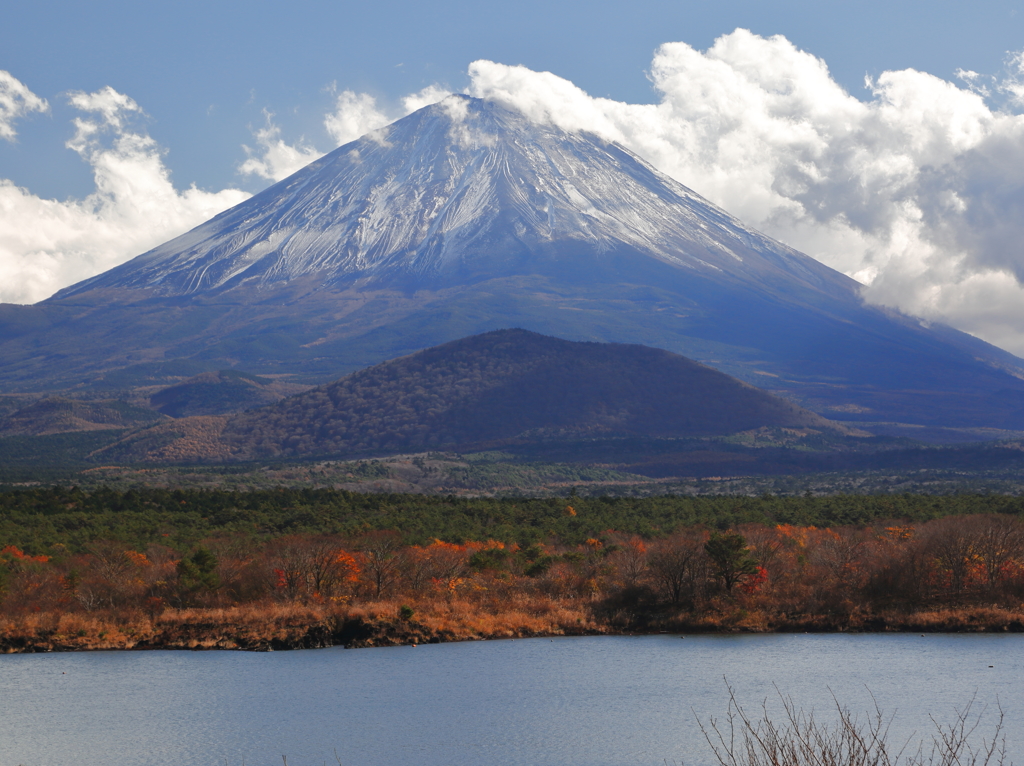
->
[3, 95, 1024, 428]
[57, 96, 850, 299]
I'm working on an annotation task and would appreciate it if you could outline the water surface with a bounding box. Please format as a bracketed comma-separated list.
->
[0, 634, 1020, 766]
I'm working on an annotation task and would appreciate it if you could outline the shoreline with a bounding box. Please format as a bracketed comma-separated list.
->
[3, 603, 1023, 654]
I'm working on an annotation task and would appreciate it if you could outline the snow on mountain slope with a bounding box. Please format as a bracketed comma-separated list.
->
[55, 96, 852, 300]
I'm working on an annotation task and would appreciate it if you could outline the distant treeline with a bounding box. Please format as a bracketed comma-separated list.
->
[2, 485, 1024, 555]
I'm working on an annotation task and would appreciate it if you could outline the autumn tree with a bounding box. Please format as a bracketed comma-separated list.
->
[612, 535, 648, 586]
[865, 525, 931, 609]
[972, 514, 1024, 596]
[922, 517, 982, 602]
[812, 527, 867, 585]
[270, 535, 360, 601]
[0, 545, 54, 612]
[71, 541, 152, 609]
[648, 532, 708, 606]
[402, 540, 468, 594]
[739, 524, 784, 578]
[358, 531, 405, 598]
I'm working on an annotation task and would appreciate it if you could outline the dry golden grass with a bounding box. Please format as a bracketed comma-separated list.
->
[0, 609, 156, 651]
[890, 606, 1024, 632]
[376, 596, 600, 639]
[3, 596, 1024, 653]
[158, 602, 328, 627]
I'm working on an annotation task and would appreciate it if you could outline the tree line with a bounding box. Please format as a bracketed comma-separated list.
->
[3, 511, 1024, 635]
[3, 485, 1023, 556]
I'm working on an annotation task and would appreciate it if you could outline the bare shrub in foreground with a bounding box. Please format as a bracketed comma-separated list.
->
[698, 684, 1007, 766]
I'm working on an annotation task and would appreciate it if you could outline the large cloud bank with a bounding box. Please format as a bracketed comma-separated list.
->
[466, 31, 1024, 355]
[6, 31, 1024, 355]
[0, 79, 249, 304]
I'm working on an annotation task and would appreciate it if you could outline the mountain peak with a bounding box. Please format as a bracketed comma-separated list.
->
[54, 95, 849, 301]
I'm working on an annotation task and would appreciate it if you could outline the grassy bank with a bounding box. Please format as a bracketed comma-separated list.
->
[0, 599, 603, 652]
[3, 600, 1023, 654]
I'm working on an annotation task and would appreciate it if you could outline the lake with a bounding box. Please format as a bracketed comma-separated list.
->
[0, 634, 1020, 766]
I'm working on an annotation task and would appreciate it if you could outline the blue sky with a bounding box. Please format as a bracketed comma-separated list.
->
[5, 0, 1024, 353]
[5, 0, 1024, 198]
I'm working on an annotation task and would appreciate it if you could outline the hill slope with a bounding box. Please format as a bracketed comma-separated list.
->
[99, 330, 846, 463]
[0, 397, 167, 437]
[2, 97, 1024, 428]
[149, 370, 306, 417]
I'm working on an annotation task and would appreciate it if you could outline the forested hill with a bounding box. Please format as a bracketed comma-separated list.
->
[99, 329, 847, 464]
[0, 397, 167, 437]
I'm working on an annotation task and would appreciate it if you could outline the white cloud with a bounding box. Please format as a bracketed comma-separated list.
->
[239, 110, 322, 182]
[0, 86, 249, 304]
[438, 94, 497, 149]
[998, 51, 1024, 106]
[240, 84, 452, 182]
[466, 30, 1024, 356]
[323, 89, 390, 147]
[0, 70, 48, 141]
[402, 84, 453, 114]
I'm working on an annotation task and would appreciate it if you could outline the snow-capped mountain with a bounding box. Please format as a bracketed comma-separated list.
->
[57, 96, 848, 301]
[6, 96, 1024, 430]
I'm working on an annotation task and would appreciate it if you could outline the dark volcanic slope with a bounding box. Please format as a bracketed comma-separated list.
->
[3, 97, 1024, 429]
[209, 329, 838, 460]
[149, 370, 287, 418]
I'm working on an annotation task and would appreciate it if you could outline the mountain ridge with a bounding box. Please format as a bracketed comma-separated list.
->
[95, 329, 853, 464]
[2, 96, 1024, 430]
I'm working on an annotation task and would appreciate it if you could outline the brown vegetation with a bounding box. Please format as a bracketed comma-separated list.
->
[3, 513, 1024, 653]
[96, 415, 231, 463]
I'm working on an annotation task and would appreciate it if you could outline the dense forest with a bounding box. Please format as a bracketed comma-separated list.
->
[3, 487, 1024, 651]
[3, 485, 1024, 554]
